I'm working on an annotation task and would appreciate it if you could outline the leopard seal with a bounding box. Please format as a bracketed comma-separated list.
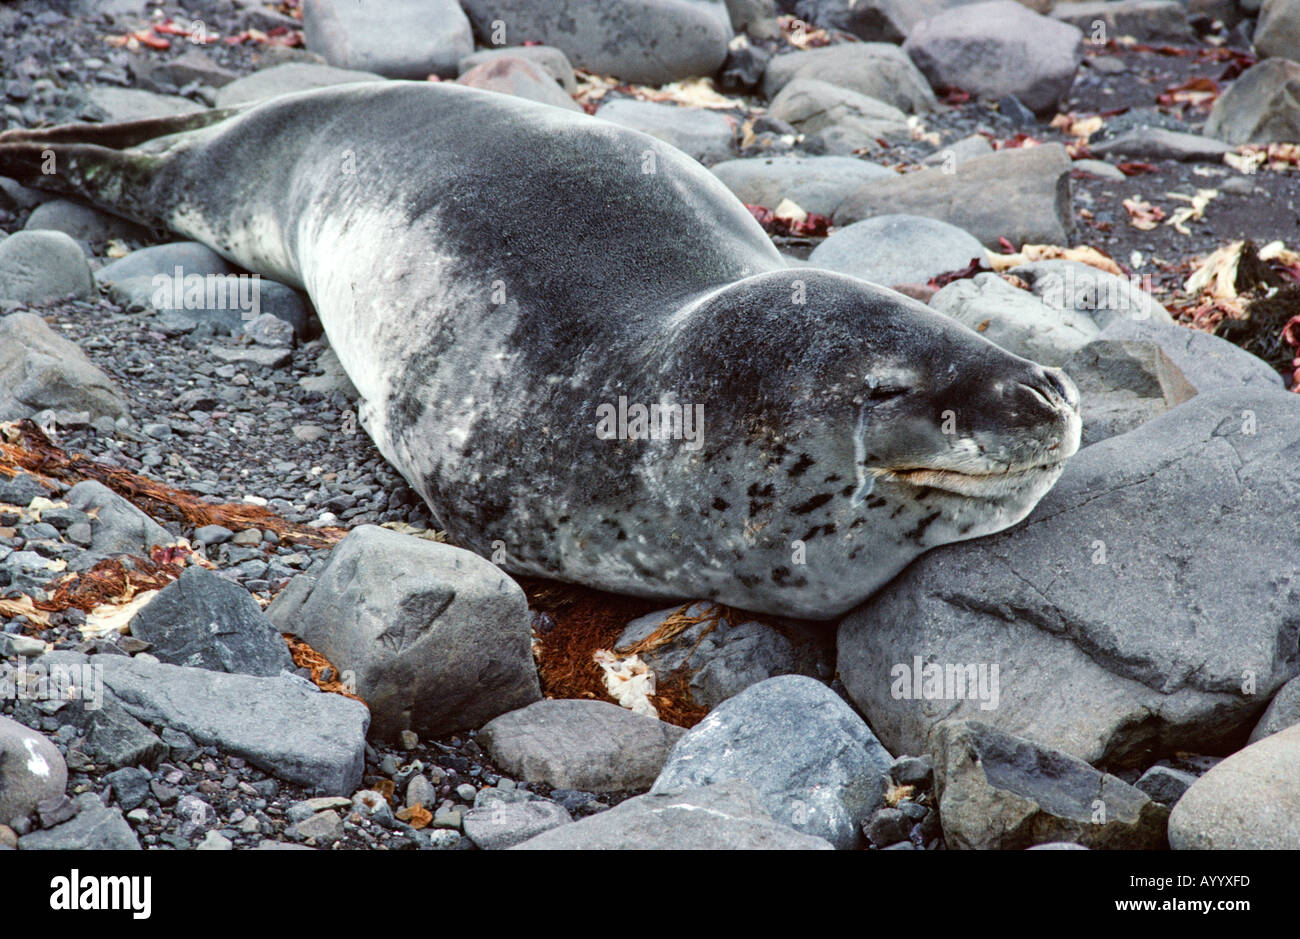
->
[0, 81, 1081, 618]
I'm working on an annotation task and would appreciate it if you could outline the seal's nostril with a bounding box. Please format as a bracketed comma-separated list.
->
[1040, 368, 1078, 410]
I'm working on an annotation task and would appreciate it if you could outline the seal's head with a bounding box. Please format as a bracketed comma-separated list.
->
[653, 268, 1082, 617]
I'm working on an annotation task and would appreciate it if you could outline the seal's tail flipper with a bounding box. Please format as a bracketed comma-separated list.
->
[0, 107, 244, 230]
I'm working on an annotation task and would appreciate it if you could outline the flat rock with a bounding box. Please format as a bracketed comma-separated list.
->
[790, 0, 937, 43]
[24, 199, 147, 247]
[903, 1, 1083, 115]
[211, 345, 292, 369]
[710, 155, 893, 218]
[273, 525, 540, 741]
[462, 799, 573, 849]
[76, 85, 202, 123]
[838, 388, 1300, 768]
[480, 699, 684, 792]
[761, 42, 937, 113]
[594, 99, 734, 163]
[932, 720, 1169, 849]
[1168, 724, 1300, 849]
[94, 241, 235, 284]
[95, 655, 369, 794]
[1008, 259, 1173, 327]
[1098, 318, 1284, 392]
[1050, 0, 1195, 41]
[651, 676, 893, 849]
[1204, 58, 1300, 145]
[511, 779, 834, 849]
[1062, 338, 1197, 445]
[128, 566, 295, 677]
[459, 0, 732, 85]
[302, 0, 472, 79]
[214, 62, 386, 107]
[835, 143, 1073, 246]
[0, 231, 93, 304]
[0, 313, 128, 423]
[0, 716, 67, 823]
[1134, 765, 1198, 805]
[809, 214, 987, 286]
[1090, 127, 1233, 162]
[18, 801, 140, 850]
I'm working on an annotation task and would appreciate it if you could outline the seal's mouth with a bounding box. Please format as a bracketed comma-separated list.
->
[879, 460, 1066, 498]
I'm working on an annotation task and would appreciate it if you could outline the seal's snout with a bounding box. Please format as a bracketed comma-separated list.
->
[1012, 365, 1079, 420]
[1035, 365, 1080, 413]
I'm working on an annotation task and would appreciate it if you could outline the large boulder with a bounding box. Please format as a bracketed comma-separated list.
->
[1250, 675, 1300, 742]
[903, 1, 1084, 115]
[272, 525, 540, 741]
[838, 388, 1300, 769]
[1204, 58, 1300, 145]
[302, 0, 473, 78]
[594, 99, 735, 163]
[761, 43, 937, 113]
[710, 155, 893, 218]
[458, 0, 733, 86]
[651, 676, 893, 848]
[809, 214, 987, 286]
[933, 720, 1169, 849]
[835, 143, 1074, 246]
[1168, 724, 1300, 849]
[457, 56, 580, 111]
[511, 779, 834, 849]
[0, 313, 128, 423]
[480, 699, 685, 791]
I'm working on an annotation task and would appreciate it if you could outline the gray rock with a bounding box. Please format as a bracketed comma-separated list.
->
[480, 699, 684, 792]
[459, 0, 732, 86]
[1253, 0, 1300, 62]
[1090, 127, 1233, 162]
[302, 0, 472, 79]
[932, 720, 1169, 849]
[95, 655, 369, 794]
[1062, 339, 1197, 445]
[0, 176, 53, 213]
[612, 602, 832, 711]
[194, 524, 234, 546]
[288, 808, 344, 843]
[64, 481, 170, 563]
[284, 525, 540, 741]
[0, 472, 52, 507]
[903, 1, 1083, 115]
[838, 388, 1300, 768]
[931, 272, 1100, 366]
[94, 241, 235, 285]
[1168, 724, 1300, 849]
[75, 85, 202, 123]
[18, 802, 140, 850]
[214, 63, 386, 108]
[458, 56, 580, 111]
[196, 829, 233, 850]
[24, 200, 146, 247]
[1072, 158, 1127, 180]
[768, 79, 910, 154]
[1134, 765, 1198, 805]
[132, 47, 238, 91]
[835, 143, 1074, 246]
[459, 45, 576, 93]
[595, 99, 735, 163]
[791, 0, 943, 43]
[0, 315, 128, 424]
[128, 566, 295, 677]
[921, 133, 995, 167]
[103, 766, 152, 812]
[512, 779, 834, 849]
[0, 716, 66, 823]
[710, 155, 893, 218]
[810, 214, 987, 287]
[761, 43, 937, 113]
[174, 793, 217, 839]
[1250, 674, 1300, 742]
[1204, 58, 1300, 144]
[0, 231, 93, 304]
[210, 346, 292, 369]
[652, 676, 892, 849]
[463, 799, 573, 849]
[1050, 0, 1195, 41]
[243, 312, 295, 348]
[50, 681, 169, 769]
[1098, 318, 1284, 392]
